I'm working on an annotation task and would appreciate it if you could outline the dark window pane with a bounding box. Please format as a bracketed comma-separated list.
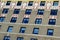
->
[37, 9, 44, 15]
[48, 19, 56, 25]
[47, 29, 54, 36]
[40, 1, 45, 6]
[31, 38, 38, 40]
[28, 1, 33, 6]
[13, 9, 20, 14]
[33, 28, 39, 34]
[17, 1, 22, 6]
[50, 9, 58, 15]
[2, 8, 9, 14]
[53, 1, 59, 6]
[7, 26, 13, 32]
[35, 18, 42, 24]
[6, 1, 11, 5]
[10, 17, 17, 23]
[17, 37, 24, 40]
[19, 27, 26, 33]
[0, 17, 5, 22]
[22, 18, 29, 23]
[3, 36, 10, 40]
[25, 9, 32, 15]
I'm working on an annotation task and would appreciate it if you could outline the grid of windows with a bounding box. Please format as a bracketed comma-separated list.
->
[13, 9, 20, 14]
[48, 19, 56, 25]
[40, 1, 45, 6]
[10, 17, 17, 23]
[7, 26, 13, 32]
[35, 18, 42, 24]
[3, 36, 10, 40]
[2, 8, 9, 14]
[53, 1, 59, 6]
[33, 28, 39, 34]
[0, 17, 5, 22]
[47, 29, 54, 36]
[19, 27, 26, 33]
[28, 1, 33, 6]
[6, 1, 11, 6]
[17, 1, 22, 6]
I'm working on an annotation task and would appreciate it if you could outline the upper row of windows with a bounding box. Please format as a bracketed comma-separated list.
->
[6, 1, 59, 6]
[2, 8, 58, 15]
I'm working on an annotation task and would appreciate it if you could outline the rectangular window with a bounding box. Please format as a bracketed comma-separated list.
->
[50, 9, 58, 15]
[53, 1, 59, 6]
[7, 26, 13, 32]
[19, 27, 26, 33]
[31, 38, 38, 40]
[0, 17, 5, 22]
[33, 28, 39, 34]
[10, 17, 17, 23]
[17, 37, 24, 40]
[47, 29, 54, 36]
[6, 1, 11, 5]
[37, 9, 44, 15]
[3, 36, 10, 40]
[2, 8, 9, 14]
[17, 1, 22, 6]
[22, 18, 29, 23]
[13, 9, 20, 14]
[40, 1, 45, 6]
[0, 25, 2, 29]
[35, 18, 42, 24]
[28, 1, 33, 6]
[25, 9, 32, 15]
[48, 19, 56, 25]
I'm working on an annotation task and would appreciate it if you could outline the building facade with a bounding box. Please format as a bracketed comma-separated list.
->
[0, 0, 60, 40]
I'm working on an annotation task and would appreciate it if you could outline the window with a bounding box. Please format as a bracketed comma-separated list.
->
[22, 18, 29, 23]
[33, 28, 39, 34]
[25, 9, 32, 15]
[37, 9, 44, 15]
[6, 1, 11, 5]
[31, 38, 38, 40]
[0, 17, 5, 22]
[47, 29, 54, 36]
[3, 36, 10, 40]
[35, 18, 42, 24]
[53, 1, 59, 6]
[19, 27, 26, 33]
[7, 26, 13, 32]
[28, 1, 33, 6]
[13, 9, 20, 14]
[2, 8, 9, 14]
[48, 19, 56, 25]
[50, 9, 58, 15]
[17, 37, 24, 40]
[0, 25, 1, 29]
[40, 1, 45, 6]
[17, 1, 22, 6]
[10, 17, 17, 23]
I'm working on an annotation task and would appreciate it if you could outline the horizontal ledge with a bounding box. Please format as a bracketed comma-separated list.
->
[0, 22, 60, 27]
[0, 32, 60, 39]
